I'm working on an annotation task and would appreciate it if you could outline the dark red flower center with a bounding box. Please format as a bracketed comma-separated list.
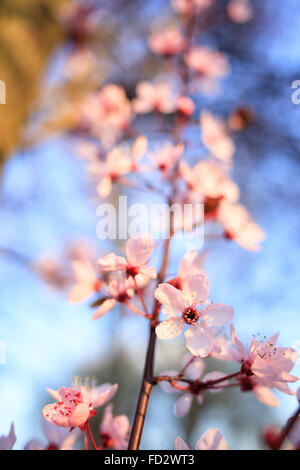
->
[182, 306, 200, 325]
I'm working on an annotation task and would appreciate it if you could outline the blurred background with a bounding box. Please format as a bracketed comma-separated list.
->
[0, 0, 300, 450]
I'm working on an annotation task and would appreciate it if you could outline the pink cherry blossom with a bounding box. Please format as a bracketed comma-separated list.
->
[79, 85, 132, 147]
[185, 46, 230, 79]
[155, 274, 234, 356]
[171, 0, 214, 16]
[159, 354, 228, 416]
[92, 277, 135, 320]
[180, 159, 240, 208]
[68, 260, 101, 303]
[88, 146, 133, 198]
[98, 234, 157, 280]
[148, 28, 185, 56]
[218, 203, 266, 251]
[150, 142, 185, 178]
[230, 325, 298, 407]
[177, 96, 195, 116]
[227, 0, 253, 24]
[25, 421, 80, 450]
[175, 428, 228, 450]
[200, 110, 235, 163]
[99, 404, 130, 450]
[133, 81, 178, 114]
[43, 381, 118, 430]
[168, 250, 206, 290]
[0, 423, 16, 450]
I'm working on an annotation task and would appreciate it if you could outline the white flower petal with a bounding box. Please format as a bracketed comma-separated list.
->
[92, 298, 116, 320]
[196, 428, 228, 450]
[156, 317, 184, 340]
[184, 325, 213, 357]
[175, 394, 193, 417]
[202, 303, 234, 327]
[175, 437, 190, 450]
[154, 283, 185, 315]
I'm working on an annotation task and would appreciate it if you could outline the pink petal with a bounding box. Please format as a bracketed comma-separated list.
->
[196, 428, 228, 450]
[92, 298, 116, 320]
[253, 386, 279, 407]
[72, 260, 95, 283]
[68, 283, 93, 303]
[202, 303, 234, 327]
[154, 283, 185, 315]
[175, 437, 190, 450]
[175, 393, 193, 417]
[0, 423, 16, 450]
[68, 404, 90, 428]
[131, 136, 148, 162]
[183, 354, 205, 380]
[43, 404, 70, 428]
[112, 415, 131, 439]
[92, 383, 118, 408]
[230, 324, 247, 360]
[178, 250, 206, 279]
[97, 176, 112, 198]
[98, 253, 127, 271]
[184, 325, 214, 357]
[126, 234, 153, 267]
[156, 317, 184, 340]
[182, 274, 209, 305]
[139, 266, 157, 279]
[100, 403, 113, 433]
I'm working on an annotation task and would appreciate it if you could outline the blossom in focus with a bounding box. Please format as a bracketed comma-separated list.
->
[184, 46, 230, 79]
[133, 81, 178, 114]
[150, 142, 185, 178]
[43, 381, 118, 430]
[99, 404, 130, 450]
[155, 273, 234, 356]
[218, 203, 266, 251]
[171, 0, 214, 16]
[25, 421, 80, 450]
[0, 423, 16, 450]
[230, 325, 298, 407]
[159, 354, 228, 416]
[175, 428, 228, 450]
[68, 260, 101, 303]
[148, 28, 185, 56]
[227, 0, 253, 23]
[98, 234, 157, 280]
[200, 110, 235, 163]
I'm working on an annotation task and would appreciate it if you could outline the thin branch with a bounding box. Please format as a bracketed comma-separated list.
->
[128, 227, 173, 450]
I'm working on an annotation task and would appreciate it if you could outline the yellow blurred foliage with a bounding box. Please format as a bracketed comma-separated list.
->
[0, 0, 70, 164]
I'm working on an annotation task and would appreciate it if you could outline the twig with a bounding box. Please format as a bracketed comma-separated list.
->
[128, 228, 173, 450]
